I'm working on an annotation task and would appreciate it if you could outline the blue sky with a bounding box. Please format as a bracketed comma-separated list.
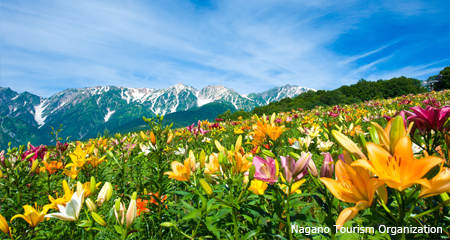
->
[1, 0, 449, 97]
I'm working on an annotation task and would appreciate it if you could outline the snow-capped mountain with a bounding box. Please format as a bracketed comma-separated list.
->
[0, 83, 315, 146]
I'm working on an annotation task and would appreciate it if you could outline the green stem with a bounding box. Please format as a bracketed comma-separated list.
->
[413, 199, 450, 218]
[286, 184, 293, 240]
[232, 207, 239, 240]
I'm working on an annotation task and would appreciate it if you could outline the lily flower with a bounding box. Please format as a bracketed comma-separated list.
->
[407, 106, 450, 135]
[63, 165, 80, 179]
[352, 137, 444, 192]
[49, 180, 73, 209]
[252, 156, 278, 184]
[266, 124, 287, 141]
[248, 179, 268, 195]
[320, 160, 386, 229]
[68, 146, 87, 169]
[317, 140, 334, 152]
[41, 160, 63, 175]
[45, 190, 84, 221]
[204, 153, 221, 175]
[419, 167, 450, 198]
[87, 155, 107, 168]
[0, 213, 11, 236]
[280, 153, 310, 183]
[233, 152, 253, 174]
[164, 158, 191, 182]
[320, 152, 334, 178]
[11, 203, 51, 228]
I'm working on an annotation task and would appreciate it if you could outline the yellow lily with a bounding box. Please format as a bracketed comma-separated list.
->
[11, 203, 51, 228]
[279, 176, 306, 195]
[248, 179, 268, 195]
[48, 180, 73, 209]
[320, 160, 386, 229]
[352, 137, 444, 192]
[68, 146, 87, 168]
[78, 181, 102, 198]
[0, 213, 10, 236]
[87, 155, 107, 168]
[63, 165, 80, 179]
[419, 167, 450, 198]
[164, 158, 191, 182]
[204, 153, 221, 175]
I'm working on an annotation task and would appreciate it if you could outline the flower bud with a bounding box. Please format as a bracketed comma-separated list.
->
[126, 193, 137, 229]
[389, 115, 406, 155]
[97, 182, 113, 206]
[332, 130, 365, 160]
[91, 212, 107, 227]
[114, 199, 125, 225]
[0, 151, 6, 169]
[218, 151, 224, 164]
[235, 135, 242, 153]
[167, 132, 174, 144]
[140, 131, 147, 141]
[261, 149, 275, 158]
[150, 132, 156, 145]
[248, 165, 256, 181]
[143, 188, 148, 195]
[30, 160, 39, 173]
[199, 179, 213, 196]
[0, 171, 3, 178]
[90, 177, 96, 195]
[86, 198, 97, 212]
[319, 153, 334, 178]
[199, 150, 206, 169]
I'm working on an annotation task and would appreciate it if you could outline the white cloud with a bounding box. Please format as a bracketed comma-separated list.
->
[0, 0, 448, 97]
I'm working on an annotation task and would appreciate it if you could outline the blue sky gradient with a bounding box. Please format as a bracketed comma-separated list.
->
[1, 0, 449, 97]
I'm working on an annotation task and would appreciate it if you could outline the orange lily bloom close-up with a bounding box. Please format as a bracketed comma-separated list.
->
[320, 160, 386, 229]
[352, 136, 444, 192]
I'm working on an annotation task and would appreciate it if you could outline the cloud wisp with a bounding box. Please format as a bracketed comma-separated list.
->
[1, 0, 449, 97]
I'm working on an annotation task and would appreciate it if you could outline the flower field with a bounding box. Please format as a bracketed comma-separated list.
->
[1, 90, 450, 239]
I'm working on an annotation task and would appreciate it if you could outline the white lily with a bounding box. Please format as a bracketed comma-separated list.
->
[45, 190, 84, 221]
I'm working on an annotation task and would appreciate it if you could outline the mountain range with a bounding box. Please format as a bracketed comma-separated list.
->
[0, 83, 315, 149]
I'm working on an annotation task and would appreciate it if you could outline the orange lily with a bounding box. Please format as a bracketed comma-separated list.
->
[352, 137, 444, 192]
[204, 153, 221, 175]
[233, 152, 253, 174]
[11, 203, 51, 228]
[320, 160, 386, 229]
[0, 213, 10, 236]
[419, 167, 450, 198]
[164, 158, 191, 182]
[266, 124, 287, 141]
[41, 160, 63, 175]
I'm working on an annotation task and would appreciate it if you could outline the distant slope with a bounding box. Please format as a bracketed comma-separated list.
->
[110, 102, 236, 134]
[0, 115, 51, 151]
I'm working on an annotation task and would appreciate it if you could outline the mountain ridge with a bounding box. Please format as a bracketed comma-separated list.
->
[0, 83, 315, 149]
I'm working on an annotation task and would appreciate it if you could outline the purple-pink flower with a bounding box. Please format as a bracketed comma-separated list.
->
[280, 153, 310, 183]
[320, 152, 334, 178]
[21, 144, 47, 163]
[252, 156, 278, 184]
[407, 106, 450, 135]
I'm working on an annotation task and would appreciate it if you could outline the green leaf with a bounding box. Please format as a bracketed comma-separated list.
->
[242, 230, 258, 239]
[182, 209, 201, 221]
[114, 225, 123, 234]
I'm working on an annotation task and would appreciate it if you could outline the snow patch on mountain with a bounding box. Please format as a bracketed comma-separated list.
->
[104, 108, 115, 122]
[34, 100, 48, 128]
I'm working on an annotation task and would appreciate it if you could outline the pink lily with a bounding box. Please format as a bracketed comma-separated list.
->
[407, 106, 450, 135]
[280, 153, 310, 183]
[252, 156, 278, 184]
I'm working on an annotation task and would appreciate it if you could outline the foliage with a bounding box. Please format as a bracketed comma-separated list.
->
[252, 76, 426, 116]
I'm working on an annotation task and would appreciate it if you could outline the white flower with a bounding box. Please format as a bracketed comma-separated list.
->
[174, 147, 187, 156]
[45, 190, 84, 221]
[317, 140, 334, 152]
